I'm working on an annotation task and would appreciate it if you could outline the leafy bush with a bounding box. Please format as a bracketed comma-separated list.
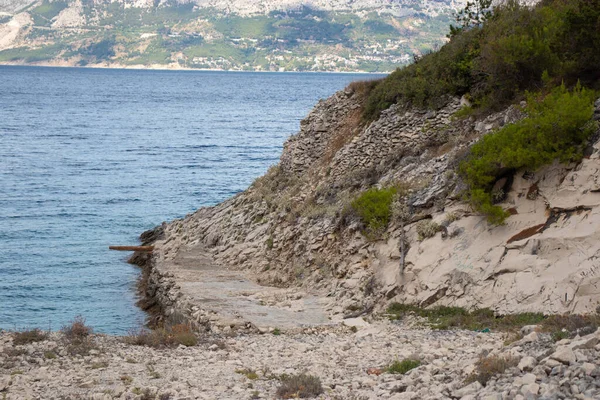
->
[351, 186, 397, 234]
[276, 373, 323, 399]
[12, 329, 48, 345]
[386, 359, 420, 374]
[460, 84, 597, 223]
[363, 0, 600, 120]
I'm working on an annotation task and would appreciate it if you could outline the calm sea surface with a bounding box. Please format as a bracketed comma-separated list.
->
[0, 66, 380, 334]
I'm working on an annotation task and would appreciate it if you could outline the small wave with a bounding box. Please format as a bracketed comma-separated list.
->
[105, 198, 141, 204]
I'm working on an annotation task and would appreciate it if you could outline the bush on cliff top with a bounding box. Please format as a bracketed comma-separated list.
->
[363, 0, 600, 120]
[459, 84, 597, 224]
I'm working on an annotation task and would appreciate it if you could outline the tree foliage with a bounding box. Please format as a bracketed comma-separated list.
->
[448, 0, 494, 38]
[363, 0, 600, 120]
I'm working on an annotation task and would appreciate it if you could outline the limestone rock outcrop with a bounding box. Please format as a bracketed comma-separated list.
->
[144, 86, 600, 332]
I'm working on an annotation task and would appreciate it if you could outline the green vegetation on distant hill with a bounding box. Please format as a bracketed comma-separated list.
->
[0, 44, 65, 63]
[0, 2, 452, 72]
[364, 0, 600, 120]
[30, 0, 68, 26]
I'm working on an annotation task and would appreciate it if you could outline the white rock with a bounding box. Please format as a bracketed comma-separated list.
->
[521, 383, 540, 396]
[518, 356, 537, 371]
[520, 325, 539, 335]
[550, 346, 576, 365]
[580, 362, 596, 375]
[521, 331, 539, 343]
[521, 373, 537, 384]
[453, 381, 483, 398]
[343, 317, 370, 328]
[0, 375, 10, 391]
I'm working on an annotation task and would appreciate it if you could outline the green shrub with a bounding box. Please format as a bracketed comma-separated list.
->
[551, 330, 570, 342]
[386, 303, 546, 331]
[351, 186, 397, 234]
[363, 0, 600, 120]
[386, 359, 420, 374]
[460, 84, 597, 223]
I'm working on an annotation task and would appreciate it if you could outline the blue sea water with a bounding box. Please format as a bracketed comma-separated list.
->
[0, 66, 380, 334]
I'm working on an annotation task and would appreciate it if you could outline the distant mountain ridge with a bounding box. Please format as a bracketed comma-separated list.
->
[1, 0, 463, 16]
[0, 0, 464, 72]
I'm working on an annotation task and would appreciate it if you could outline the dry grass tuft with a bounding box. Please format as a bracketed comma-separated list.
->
[276, 373, 323, 399]
[62, 315, 92, 340]
[61, 315, 95, 355]
[416, 220, 441, 241]
[466, 355, 519, 386]
[125, 323, 198, 348]
[12, 329, 48, 346]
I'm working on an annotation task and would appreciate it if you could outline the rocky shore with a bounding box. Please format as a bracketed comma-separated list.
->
[129, 88, 600, 338]
[2, 319, 599, 400]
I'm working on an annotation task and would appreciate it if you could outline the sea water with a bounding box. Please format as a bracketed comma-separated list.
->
[0, 66, 379, 334]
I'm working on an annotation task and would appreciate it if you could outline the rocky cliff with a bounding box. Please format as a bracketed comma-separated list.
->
[139, 84, 600, 333]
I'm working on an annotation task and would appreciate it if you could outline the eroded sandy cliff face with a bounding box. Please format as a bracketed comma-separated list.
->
[143, 87, 600, 332]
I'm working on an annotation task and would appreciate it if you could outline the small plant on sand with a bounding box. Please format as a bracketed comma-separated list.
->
[12, 328, 48, 345]
[236, 368, 259, 380]
[272, 328, 281, 336]
[44, 350, 57, 359]
[90, 361, 109, 369]
[465, 355, 519, 386]
[386, 359, 420, 374]
[276, 373, 323, 399]
[551, 330, 570, 342]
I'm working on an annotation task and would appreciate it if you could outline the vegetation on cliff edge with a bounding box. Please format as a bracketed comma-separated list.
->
[363, 0, 600, 120]
[460, 84, 597, 223]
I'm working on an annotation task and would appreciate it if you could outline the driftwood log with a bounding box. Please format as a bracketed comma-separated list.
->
[109, 246, 154, 252]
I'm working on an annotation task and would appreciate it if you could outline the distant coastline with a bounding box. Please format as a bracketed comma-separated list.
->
[0, 61, 390, 75]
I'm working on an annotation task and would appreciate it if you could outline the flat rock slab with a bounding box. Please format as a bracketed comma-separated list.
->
[168, 244, 333, 330]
